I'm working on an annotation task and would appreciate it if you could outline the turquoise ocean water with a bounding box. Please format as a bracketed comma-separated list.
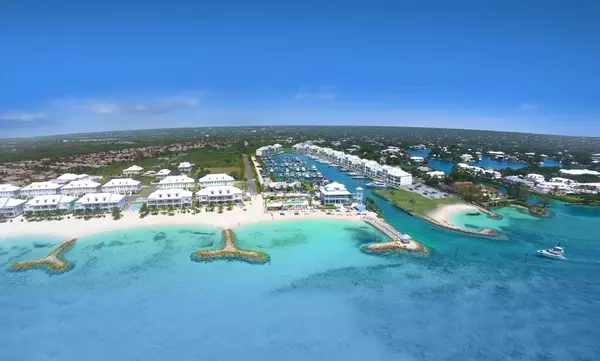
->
[2, 154, 600, 360]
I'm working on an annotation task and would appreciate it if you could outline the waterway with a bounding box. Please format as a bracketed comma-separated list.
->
[1, 154, 599, 360]
[405, 149, 561, 174]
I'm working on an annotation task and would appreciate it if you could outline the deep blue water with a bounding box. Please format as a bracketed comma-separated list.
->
[405, 149, 561, 174]
[1, 153, 599, 361]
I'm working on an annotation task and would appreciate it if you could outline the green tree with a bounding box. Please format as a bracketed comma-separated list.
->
[111, 207, 122, 220]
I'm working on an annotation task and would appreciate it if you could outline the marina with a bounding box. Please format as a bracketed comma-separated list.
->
[261, 155, 325, 184]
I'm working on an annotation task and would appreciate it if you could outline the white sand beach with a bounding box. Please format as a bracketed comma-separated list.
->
[0, 196, 364, 240]
[425, 203, 499, 236]
[426, 203, 482, 226]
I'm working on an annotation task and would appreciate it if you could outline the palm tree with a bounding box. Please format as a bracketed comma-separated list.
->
[111, 207, 122, 220]
[409, 198, 416, 210]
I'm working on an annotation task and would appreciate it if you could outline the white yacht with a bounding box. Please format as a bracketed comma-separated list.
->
[366, 181, 388, 189]
[537, 244, 565, 260]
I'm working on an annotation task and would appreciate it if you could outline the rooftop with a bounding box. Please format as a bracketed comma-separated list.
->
[61, 180, 102, 189]
[75, 193, 125, 204]
[159, 175, 195, 184]
[147, 189, 193, 200]
[26, 195, 78, 205]
[21, 181, 63, 191]
[0, 184, 21, 192]
[102, 178, 141, 187]
[0, 197, 27, 208]
[197, 185, 243, 196]
[199, 173, 234, 182]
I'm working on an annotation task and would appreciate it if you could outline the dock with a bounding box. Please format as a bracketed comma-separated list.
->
[191, 229, 270, 264]
[10, 238, 77, 274]
[362, 216, 428, 254]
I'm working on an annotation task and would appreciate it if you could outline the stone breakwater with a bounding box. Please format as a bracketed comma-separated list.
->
[191, 229, 270, 264]
[9, 238, 77, 274]
[361, 216, 429, 254]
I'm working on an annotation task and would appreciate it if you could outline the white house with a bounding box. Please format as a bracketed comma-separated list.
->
[20, 181, 63, 198]
[0, 184, 21, 198]
[410, 156, 424, 163]
[123, 165, 144, 176]
[319, 182, 352, 205]
[177, 162, 194, 173]
[427, 171, 445, 178]
[146, 189, 193, 208]
[101, 178, 142, 194]
[156, 169, 172, 180]
[196, 186, 243, 204]
[525, 174, 545, 183]
[158, 175, 195, 190]
[460, 154, 474, 162]
[74, 193, 126, 212]
[52, 173, 90, 185]
[24, 195, 77, 213]
[60, 180, 102, 196]
[197, 173, 235, 188]
[0, 197, 27, 218]
[483, 169, 502, 179]
[559, 169, 600, 177]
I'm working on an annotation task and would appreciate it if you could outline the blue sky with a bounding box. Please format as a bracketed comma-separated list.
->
[1, 0, 599, 137]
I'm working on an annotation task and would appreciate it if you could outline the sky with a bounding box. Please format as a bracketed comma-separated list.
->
[1, 0, 600, 138]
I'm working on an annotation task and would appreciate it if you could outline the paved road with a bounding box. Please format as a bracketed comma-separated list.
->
[242, 154, 258, 195]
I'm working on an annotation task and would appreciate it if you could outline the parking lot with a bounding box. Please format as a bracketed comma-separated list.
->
[402, 183, 450, 200]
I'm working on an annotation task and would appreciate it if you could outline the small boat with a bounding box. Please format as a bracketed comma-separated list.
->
[537, 244, 565, 260]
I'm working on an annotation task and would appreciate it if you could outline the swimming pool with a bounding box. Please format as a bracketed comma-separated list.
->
[129, 204, 142, 211]
[283, 201, 305, 205]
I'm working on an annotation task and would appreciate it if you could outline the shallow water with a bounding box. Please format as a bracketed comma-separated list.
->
[1, 155, 599, 361]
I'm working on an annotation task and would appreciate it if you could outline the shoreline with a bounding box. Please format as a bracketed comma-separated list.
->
[425, 203, 501, 238]
[0, 197, 365, 241]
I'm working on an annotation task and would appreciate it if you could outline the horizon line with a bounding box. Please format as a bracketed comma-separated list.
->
[2, 124, 600, 141]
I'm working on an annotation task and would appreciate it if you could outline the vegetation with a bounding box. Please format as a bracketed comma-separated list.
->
[364, 196, 381, 215]
[111, 207, 122, 220]
[375, 189, 463, 217]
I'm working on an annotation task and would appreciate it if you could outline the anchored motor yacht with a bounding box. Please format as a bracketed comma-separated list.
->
[537, 244, 565, 260]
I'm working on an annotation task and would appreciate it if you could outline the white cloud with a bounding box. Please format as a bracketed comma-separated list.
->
[294, 86, 337, 101]
[519, 103, 539, 111]
[70, 94, 203, 115]
[0, 112, 48, 121]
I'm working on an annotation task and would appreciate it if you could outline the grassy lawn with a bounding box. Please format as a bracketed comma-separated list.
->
[206, 167, 241, 174]
[375, 189, 464, 217]
[85, 147, 243, 178]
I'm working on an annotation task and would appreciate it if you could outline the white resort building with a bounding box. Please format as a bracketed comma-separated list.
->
[158, 175, 195, 190]
[123, 165, 144, 176]
[177, 162, 194, 173]
[101, 178, 142, 194]
[20, 181, 63, 198]
[292, 143, 413, 187]
[319, 182, 352, 205]
[0, 184, 21, 198]
[60, 180, 102, 197]
[0, 198, 27, 218]
[256, 144, 283, 156]
[197, 173, 235, 188]
[146, 189, 193, 208]
[24, 195, 78, 213]
[74, 193, 126, 212]
[196, 186, 243, 204]
[52, 173, 90, 185]
[156, 169, 172, 180]
[525, 174, 546, 183]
